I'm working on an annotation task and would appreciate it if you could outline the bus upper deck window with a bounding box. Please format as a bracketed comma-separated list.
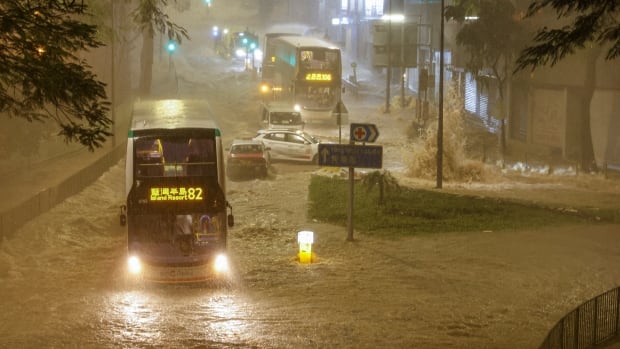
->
[186, 138, 214, 161]
[186, 138, 215, 176]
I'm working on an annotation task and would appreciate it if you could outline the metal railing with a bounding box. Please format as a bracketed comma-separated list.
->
[539, 287, 620, 349]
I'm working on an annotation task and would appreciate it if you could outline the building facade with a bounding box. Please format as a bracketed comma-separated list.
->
[322, 0, 620, 169]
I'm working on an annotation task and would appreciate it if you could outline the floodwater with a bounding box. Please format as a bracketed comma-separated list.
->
[2, 157, 620, 348]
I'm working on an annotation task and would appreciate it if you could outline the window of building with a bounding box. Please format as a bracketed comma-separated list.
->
[365, 0, 383, 17]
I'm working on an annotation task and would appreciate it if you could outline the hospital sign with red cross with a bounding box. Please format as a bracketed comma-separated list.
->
[350, 123, 379, 143]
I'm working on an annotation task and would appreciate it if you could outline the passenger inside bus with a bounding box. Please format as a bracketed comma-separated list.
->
[135, 139, 165, 177]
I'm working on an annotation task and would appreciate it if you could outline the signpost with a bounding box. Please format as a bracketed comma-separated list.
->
[333, 100, 348, 143]
[318, 124, 383, 241]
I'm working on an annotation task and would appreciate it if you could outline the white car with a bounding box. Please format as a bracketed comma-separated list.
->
[253, 129, 321, 164]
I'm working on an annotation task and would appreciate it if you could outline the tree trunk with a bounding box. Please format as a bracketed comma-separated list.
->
[139, 29, 154, 97]
[580, 48, 601, 172]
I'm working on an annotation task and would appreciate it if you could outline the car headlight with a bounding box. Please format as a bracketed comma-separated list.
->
[127, 255, 142, 274]
[213, 254, 229, 274]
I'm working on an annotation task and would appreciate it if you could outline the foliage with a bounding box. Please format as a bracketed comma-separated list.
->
[514, 0, 619, 72]
[131, 0, 189, 96]
[308, 175, 609, 236]
[0, 0, 111, 150]
[361, 170, 400, 205]
[445, 0, 526, 98]
[513, 0, 618, 171]
[131, 0, 189, 43]
[445, 0, 527, 158]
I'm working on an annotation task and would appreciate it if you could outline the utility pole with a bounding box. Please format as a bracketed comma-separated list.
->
[437, 0, 444, 189]
[400, 18, 405, 108]
[384, 0, 392, 113]
[110, 0, 116, 147]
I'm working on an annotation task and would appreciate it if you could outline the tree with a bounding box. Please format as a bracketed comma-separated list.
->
[445, 0, 527, 160]
[131, 0, 189, 97]
[514, 0, 619, 171]
[0, 0, 111, 150]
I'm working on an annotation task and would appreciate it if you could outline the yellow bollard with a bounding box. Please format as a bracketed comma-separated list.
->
[297, 230, 314, 264]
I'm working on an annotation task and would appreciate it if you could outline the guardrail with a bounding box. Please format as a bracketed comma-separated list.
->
[539, 287, 620, 349]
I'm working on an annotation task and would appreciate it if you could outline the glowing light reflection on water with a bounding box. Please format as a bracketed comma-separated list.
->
[201, 294, 250, 339]
[104, 288, 257, 347]
[112, 291, 162, 343]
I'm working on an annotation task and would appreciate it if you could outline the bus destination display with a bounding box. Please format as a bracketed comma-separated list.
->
[150, 186, 204, 201]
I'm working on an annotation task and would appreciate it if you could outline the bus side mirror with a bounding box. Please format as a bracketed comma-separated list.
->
[227, 201, 234, 227]
[228, 214, 234, 227]
[120, 205, 127, 226]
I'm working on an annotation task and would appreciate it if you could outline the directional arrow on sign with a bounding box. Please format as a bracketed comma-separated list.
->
[320, 146, 330, 164]
[350, 123, 379, 143]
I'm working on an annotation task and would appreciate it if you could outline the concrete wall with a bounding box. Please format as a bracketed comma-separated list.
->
[0, 96, 133, 242]
[0, 142, 126, 241]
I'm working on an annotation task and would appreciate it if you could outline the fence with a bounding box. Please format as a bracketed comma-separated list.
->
[539, 287, 620, 349]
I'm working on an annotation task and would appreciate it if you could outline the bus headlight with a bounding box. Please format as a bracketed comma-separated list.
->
[213, 254, 229, 274]
[127, 255, 142, 274]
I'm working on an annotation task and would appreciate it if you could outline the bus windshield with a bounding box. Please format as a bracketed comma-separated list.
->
[300, 49, 339, 71]
[134, 134, 216, 178]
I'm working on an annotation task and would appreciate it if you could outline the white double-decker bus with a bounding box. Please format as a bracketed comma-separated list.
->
[120, 99, 233, 283]
[260, 35, 347, 125]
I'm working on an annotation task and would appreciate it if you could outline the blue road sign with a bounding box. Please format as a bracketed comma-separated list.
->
[350, 123, 379, 143]
[318, 144, 383, 168]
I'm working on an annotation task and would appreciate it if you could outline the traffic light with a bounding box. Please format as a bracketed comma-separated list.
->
[166, 40, 177, 53]
[243, 32, 259, 52]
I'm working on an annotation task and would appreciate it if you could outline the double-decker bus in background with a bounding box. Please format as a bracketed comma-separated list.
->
[120, 99, 234, 283]
[260, 34, 347, 125]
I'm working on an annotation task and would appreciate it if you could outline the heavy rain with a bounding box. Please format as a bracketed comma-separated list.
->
[1, 1, 620, 348]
